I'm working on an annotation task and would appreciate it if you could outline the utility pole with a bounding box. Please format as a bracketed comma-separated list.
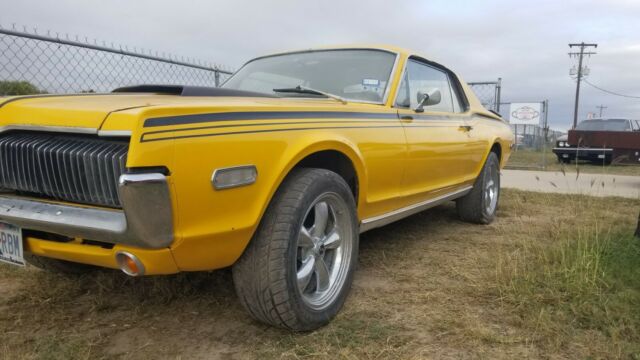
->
[596, 105, 607, 118]
[569, 42, 597, 129]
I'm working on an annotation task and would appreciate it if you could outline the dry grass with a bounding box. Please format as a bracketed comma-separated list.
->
[508, 148, 640, 176]
[0, 189, 638, 359]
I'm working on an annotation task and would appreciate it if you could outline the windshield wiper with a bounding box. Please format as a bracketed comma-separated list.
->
[272, 85, 347, 104]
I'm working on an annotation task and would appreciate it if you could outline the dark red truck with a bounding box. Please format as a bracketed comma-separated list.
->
[553, 118, 640, 165]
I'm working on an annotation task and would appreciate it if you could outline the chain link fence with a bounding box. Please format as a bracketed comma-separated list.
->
[497, 101, 566, 170]
[0, 26, 234, 95]
[468, 79, 501, 112]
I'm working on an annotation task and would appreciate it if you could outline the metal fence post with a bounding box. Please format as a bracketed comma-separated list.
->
[542, 100, 549, 169]
[214, 70, 221, 87]
[496, 78, 502, 113]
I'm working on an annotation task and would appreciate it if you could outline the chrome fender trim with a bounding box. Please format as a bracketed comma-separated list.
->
[359, 186, 472, 233]
[0, 173, 173, 249]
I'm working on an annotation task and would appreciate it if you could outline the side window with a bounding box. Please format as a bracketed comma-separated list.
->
[395, 60, 454, 113]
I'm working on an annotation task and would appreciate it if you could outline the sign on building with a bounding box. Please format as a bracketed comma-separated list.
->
[509, 103, 542, 125]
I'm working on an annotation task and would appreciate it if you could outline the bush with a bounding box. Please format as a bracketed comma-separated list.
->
[0, 80, 41, 95]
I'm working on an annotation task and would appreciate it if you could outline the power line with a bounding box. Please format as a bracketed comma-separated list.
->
[584, 79, 640, 99]
[568, 42, 597, 129]
[596, 105, 607, 118]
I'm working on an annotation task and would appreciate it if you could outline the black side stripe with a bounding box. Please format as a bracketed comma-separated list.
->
[140, 125, 442, 143]
[143, 110, 492, 128]
[144, 111, 399, 127]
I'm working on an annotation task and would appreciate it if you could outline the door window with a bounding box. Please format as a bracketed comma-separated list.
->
[395, 60, 459, 113]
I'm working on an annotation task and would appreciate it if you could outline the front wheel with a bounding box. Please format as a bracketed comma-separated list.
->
[456, 152, 500, 224]
[232, 168, 359, 331]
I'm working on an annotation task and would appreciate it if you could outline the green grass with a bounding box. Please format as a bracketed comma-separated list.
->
[2, 334, 95, 360]
[0, 190, 638, 359]
[496, 196, 640, 357]
[507, 148, 640, 176]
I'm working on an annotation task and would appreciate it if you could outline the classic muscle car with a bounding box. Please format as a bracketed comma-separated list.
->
[553, 118, 640, 164]
[0, 46, 513, 330]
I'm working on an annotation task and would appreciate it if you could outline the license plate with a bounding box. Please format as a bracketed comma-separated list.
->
[562, 154, 569, 158]
[0, 222, 25, 267]
[598, 154, 605, 159]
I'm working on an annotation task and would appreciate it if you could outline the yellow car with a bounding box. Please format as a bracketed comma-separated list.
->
[0, 45, 513, 330]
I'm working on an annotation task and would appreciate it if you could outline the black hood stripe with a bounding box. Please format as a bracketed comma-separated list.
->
[144, 111, 399, 127]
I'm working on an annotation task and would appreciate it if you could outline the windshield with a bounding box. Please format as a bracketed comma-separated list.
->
[222, 49, 396, 103]
[575, 119, 631, 131]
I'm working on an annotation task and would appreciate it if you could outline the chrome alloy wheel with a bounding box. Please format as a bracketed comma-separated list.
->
[296, 193, 354, 310]
[483, 160, 499, 215]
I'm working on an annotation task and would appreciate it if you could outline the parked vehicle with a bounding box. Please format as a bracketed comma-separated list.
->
[0, 46, 513, 330]
[553, 118, 640, 164]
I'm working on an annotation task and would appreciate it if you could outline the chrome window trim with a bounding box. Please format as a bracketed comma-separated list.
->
[0, 172, 174, 249]
[381, 52, 400, 105]
[222, 48, 400, 106]
[360, 186, 472, 233]
[391, 57, 410, 109]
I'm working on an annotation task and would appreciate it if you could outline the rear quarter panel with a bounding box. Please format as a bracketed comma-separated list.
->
[468, 115, 513, 173]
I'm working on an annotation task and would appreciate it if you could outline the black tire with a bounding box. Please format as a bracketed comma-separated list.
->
[232, 168, 359, 331]
[590, 157, 612, 166]
[24, 253, 98, 275]
[456, 152, 500, 224]
[558, 156, 572, 164]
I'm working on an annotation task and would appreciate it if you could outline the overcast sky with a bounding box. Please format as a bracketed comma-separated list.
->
[2, 0, 639, 130]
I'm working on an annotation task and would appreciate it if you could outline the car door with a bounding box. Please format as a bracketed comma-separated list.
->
[395, 58, 479, 201]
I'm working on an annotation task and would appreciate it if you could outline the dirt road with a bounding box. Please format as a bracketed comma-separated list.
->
[501, 169, 640, 199]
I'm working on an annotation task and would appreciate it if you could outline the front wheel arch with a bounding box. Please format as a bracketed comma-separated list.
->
[264, 140, 367, 217]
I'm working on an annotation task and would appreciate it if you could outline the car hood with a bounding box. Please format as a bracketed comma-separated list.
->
[0, 93, 385, 135]
[0, 94, 197, 133]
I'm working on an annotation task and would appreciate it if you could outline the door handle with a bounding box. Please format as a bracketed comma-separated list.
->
[399, 114, 414, 122]
[459, 125, 473, 132]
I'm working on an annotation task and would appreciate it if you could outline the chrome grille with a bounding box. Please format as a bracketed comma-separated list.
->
[0, 132, 128, 208]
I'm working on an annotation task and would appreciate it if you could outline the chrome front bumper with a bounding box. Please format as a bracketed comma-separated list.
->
[0, 173, 173, 249]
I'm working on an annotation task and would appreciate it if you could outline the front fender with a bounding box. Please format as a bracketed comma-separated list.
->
[168, 129, 367, 271]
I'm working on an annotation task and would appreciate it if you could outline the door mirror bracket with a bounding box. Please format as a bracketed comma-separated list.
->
[414, 88, 442, 113]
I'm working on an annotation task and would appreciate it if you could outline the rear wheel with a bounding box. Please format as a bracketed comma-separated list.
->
[232, 168, 359, 331]
[456, 152, 500, 224]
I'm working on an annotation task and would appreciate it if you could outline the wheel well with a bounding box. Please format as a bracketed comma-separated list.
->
[490, 142, 502, 162]
[294, 150, 359, 203]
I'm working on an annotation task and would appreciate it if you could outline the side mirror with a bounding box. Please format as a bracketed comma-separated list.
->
[414, 88, 442, 113]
